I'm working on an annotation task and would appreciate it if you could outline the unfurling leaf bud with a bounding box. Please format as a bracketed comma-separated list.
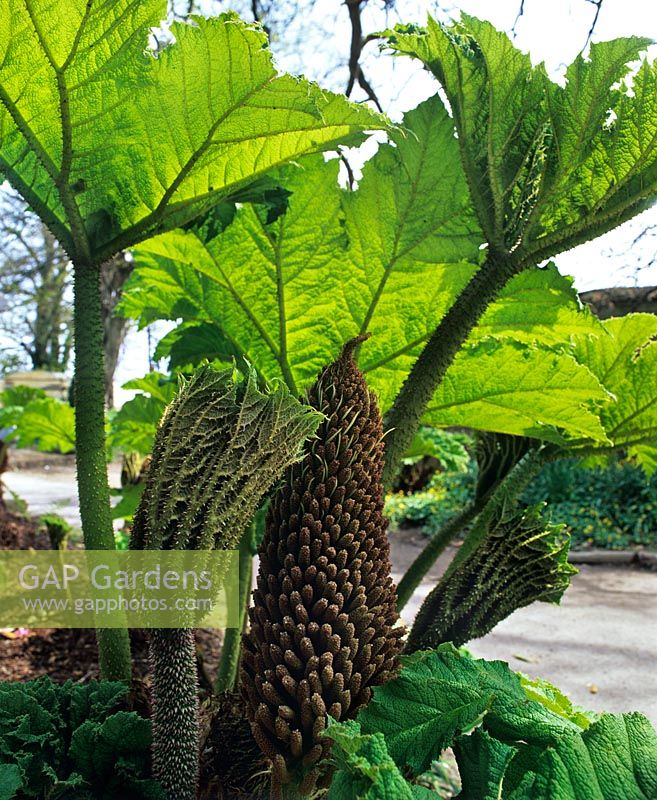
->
[241, 335, 404, 796]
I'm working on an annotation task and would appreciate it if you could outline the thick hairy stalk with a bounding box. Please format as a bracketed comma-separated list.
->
[405, 504, 576, 652]
[150, 628, 199, 800]
[215, 523, 255, 694]
[241, 336, 404, 798]
[73, 262, 131, 682]
[381, 253, 522, 490]
[131, 365, 320, 800]
[396, 433, 534, 611]
[407, 449, 548, 651]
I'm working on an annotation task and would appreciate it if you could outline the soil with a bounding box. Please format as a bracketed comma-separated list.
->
[0, 502, 49, 550]
[0, 501, 224, 688]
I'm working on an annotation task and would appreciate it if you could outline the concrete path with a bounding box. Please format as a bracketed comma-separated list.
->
[393, 537, 657, 726]
[4, 461, 656, 724]
[3, 461, 122, 531]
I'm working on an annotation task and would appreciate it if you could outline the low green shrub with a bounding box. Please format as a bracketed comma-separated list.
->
[524, 459, 657, 550]
[39, 514, 73, 551]
[385, 461, 476, 536]
[0, 677, 164, 800]
[388, 450, 657, 551]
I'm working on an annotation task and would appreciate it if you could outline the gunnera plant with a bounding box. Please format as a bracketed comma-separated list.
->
[241, 335, 404, 798]
[130, 364, 321, 800]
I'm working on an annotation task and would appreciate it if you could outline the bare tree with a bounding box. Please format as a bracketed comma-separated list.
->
[0, 191, 72, 374]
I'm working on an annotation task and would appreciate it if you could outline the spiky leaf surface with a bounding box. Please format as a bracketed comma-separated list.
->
[387, 17, 655, 261]
[572, 314, 657, 469]
[327, 647, 657, 799]
[406, 504, 576, 652]
[0, 3, 386, 263]
[241, 337, 404, 794]
[131, 364, 320, 551]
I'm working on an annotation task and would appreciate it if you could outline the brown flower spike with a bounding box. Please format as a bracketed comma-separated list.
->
[241, 335, 404, 796]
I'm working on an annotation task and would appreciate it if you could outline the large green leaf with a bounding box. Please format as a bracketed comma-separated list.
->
[473, 266, 602, 347]
[357, 646, 582, 777]
[124, 98, 607, 444]
[0, 3, 386, 263]
[129, 95, 483, 393]
[342, 94, 482, 384]
[15, 397, 76, 453]
[572, 314, 657, 464]
[364, 266, 605, 414]
[423, 340, 610, 443]
[464, 713, 657, 800]
[387, 17, 656, 262]
[351, 646, 657, 800]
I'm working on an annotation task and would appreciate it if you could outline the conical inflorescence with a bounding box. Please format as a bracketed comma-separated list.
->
[241, 335, 404, 796]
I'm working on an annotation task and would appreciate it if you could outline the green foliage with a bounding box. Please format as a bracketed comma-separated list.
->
[323, 720, 416, 800]
[108, 373, 177, 457]
[0, 3, 386, 263]
[39, 513, 73, 550]
[125, 95, 483, 395]
[111, 484, 146, 524]
[402, 427, 472, 471]
[392, 442, 657, 551]
[13, 397, 76, 454]
[387, 17, 656, 262]
[0, 677, 163, 800]
[153, 323, 241, 372]
[0, 1, 387, 681]
[572, 315, 657, 466]
[0, 386, 46, 433]
[0, 382, 73, 456]
[386, 459, 476, 535]
[424, 339, 609, 444]
[329, 646, 657, 799]
[524, 458, 657, 550]
[125, 142, 610, 447]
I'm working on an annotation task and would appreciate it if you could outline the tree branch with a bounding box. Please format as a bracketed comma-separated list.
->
[512, 0, 525, 37]
[345, 0, 384, 112]
[583, 0, 604, 49]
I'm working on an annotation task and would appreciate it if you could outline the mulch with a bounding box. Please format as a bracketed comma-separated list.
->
[0, 502, 224, 688]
